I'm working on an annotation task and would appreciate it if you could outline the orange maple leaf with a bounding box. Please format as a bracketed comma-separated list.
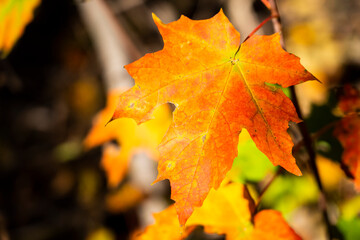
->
[134, 183, 301, 240]
[0, 0, 41, 58]
[334, 85, 360, 190]
[113, 10, 316, 224]
[251, 210, 301, 240]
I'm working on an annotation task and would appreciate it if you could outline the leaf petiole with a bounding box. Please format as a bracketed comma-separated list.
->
[233, 15, 274, 58]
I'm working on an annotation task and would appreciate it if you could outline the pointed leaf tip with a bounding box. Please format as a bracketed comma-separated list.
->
[151, 13, 163, 26]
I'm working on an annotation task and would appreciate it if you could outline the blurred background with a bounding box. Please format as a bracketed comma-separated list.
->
[0, 0, 360, 239]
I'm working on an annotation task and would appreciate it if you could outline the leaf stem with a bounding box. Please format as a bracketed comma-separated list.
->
[243, 15, 272, 43]
[267, 0, 334, 239]
[234, 15, 274, 58]
[255, 168, 281, 211]
[311, 120, 338, 141]
[292, 119, 339, 154]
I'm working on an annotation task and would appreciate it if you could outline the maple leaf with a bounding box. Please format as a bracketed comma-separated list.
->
[84, 90, 122, 149]
[131, 205, 193, 240]
[187, 183, 301, 240]
[113, 10, 316, 224]
[133, 183, 301, 240]
[251, 210, 301, 240]
[84, 90, 172, 187]
[186, 183, 254, 239]
[0, 0, 41, 58]
[334, 85, 360, 190]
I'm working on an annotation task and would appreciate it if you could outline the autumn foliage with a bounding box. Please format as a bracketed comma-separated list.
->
[133, 183, 301, 240]
[3, 0, 360, 239]
[112, 10, 316, 225]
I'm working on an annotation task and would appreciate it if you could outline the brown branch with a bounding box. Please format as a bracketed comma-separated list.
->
[267, 0, 334, 239]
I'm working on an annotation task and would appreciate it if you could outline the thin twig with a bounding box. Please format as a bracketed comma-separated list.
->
[255, 168, 281, 211]
[234, 15, 274, 57]
[292, 119, 339, 154]
[243, 15, 272, 43]
[312, 120, 338, 141]
[267, 0, 334, 239]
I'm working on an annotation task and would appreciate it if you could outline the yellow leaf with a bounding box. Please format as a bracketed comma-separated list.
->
[0, 0, 41, 57]
[133, 183, 301, 240]
[84, 90, 172, 187]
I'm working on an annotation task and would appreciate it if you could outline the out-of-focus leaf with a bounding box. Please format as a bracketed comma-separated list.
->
[187, 183, 254, 239]
[334, 85, 360, 190]
[134, 183, 301, 240]
[251, 210, 301, 240]
[341, 195, 360, 220]
[0, 0, 41, 57]
[338, 194, 360, 239]
[227, 129, 276, 183]
[131, 205, 192, 240]
[101, 143, 128, 187]
[260, 0, 271, 9]
[105, 183, 144, 213]
[84, 90, 172, 187]
[317, 155, 345, 191]
[84, 90, 123, 148]
[86, 227, 115, 240]
[316, 155, 345, 191]
[188, 183, 301, 240]
[337, 218, 360, 240]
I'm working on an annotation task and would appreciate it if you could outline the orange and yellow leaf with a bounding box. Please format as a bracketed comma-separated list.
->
[131, 205, 190, 240]
[113, 10, 316, 224]
[251, 210, 301, 240]
[0, 0, 41, 57]
[84, 91, 172, 187]
[134, 183, 301, 240]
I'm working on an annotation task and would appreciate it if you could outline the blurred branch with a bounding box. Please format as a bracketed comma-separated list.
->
[77, 0, 167, 228]
[254, 168, 281, 212]
[78, 0, 141, 90]
[267, 0, 334, 239]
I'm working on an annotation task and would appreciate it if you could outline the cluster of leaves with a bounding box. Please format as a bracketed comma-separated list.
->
[84, 90, 172, 187]
[3, 0, 359, 238]
[132, 183, 301, 240]
[106, 9, 315, 238]
[112, 10, 315, 226]
[84, 7, 360, 239]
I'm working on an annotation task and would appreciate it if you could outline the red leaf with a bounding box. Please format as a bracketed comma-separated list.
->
[334, 85, 360, 190]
